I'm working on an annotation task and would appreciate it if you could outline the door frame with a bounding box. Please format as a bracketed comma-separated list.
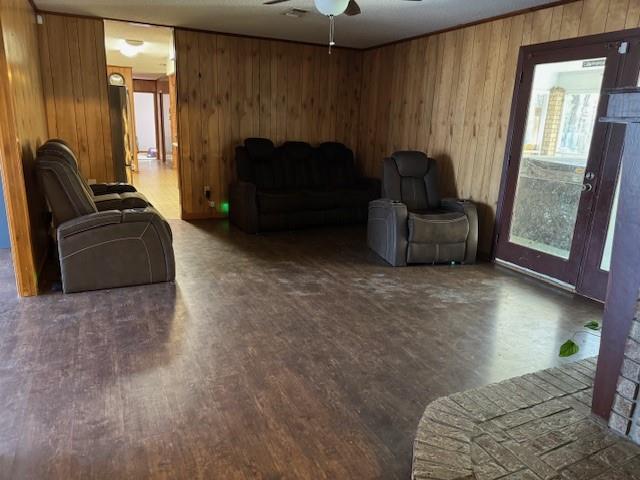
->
[492, 28, 640, 290]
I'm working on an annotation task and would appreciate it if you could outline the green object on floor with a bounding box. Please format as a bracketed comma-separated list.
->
[559, 339, 580, 357]
[220, 201, 229, 214]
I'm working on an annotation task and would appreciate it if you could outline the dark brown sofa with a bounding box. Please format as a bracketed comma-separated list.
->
[230, 139, 380, 233]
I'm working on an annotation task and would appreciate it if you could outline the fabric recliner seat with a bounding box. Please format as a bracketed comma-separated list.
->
[367, 151, 478, 266]
[230, 138, 380, 233]
[38, 140, 151, 211]
[36, 148, 175, 293]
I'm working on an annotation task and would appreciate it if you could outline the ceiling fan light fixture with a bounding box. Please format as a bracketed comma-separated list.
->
[314, 0, 349, 16]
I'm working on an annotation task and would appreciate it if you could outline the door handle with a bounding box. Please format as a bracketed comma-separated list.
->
[582, 183, 593, 192]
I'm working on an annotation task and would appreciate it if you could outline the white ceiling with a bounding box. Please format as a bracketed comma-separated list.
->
[35, 0, 559, 49]
[104, 21, 174, 79]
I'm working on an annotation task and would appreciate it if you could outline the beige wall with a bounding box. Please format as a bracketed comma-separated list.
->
[357, 0, 640, 254]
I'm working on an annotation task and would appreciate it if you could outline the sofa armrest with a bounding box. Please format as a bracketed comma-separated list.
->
[357, 176, 382, 199]
[367, 198, 409, 266]
[441, 198, 478, 264]
[57, 208, 175, 293]
[90, 183, 137, 195]
[229, 181, 259, 233]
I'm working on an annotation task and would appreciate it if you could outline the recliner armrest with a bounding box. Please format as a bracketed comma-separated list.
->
[367, 198, 409, 266]
[90, 183, 137, 195]
[57, 207, 175, 293]
[441, 198, 478, 264]
[229, 181, 258, 233]
[58, 210, 124, 238]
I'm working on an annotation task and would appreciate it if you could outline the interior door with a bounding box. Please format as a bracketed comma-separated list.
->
[496, 41, 625, 290]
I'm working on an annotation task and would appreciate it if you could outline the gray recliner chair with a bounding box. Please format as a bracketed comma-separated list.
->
[38, 140, 151, 211]
[367, 151, 478, 266]
[36, 148, 175, 293]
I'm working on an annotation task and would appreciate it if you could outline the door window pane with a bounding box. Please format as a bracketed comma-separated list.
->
[600, 174, 620, 272]
[509, 59, 606, 259]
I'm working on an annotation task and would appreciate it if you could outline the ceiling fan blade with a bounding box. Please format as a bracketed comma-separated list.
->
[344, 0, 361, 16]
[263, 0, 291, 4]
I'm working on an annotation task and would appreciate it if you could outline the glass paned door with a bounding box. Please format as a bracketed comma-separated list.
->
[496, 41, 625, 288]
[509, 59, 606, 259]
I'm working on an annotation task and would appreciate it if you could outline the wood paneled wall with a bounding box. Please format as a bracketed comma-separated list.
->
[0, 0, 49, 296]
[175, 30, 362, 218]
[38, 13, 113, 183]
[357, 0, 640, 254]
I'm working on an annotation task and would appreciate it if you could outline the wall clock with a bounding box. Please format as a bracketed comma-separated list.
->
[108, 73, 125, 86]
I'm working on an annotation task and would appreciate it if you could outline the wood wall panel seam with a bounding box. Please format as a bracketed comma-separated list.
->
[174, 29, 363, 218]
[38, 13, 113, 183]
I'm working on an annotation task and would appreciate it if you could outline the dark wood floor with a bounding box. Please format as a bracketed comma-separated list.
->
[0, 222, 602, 479]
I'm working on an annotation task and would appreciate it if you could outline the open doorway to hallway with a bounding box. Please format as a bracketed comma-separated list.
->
[104, 20, 180, 219]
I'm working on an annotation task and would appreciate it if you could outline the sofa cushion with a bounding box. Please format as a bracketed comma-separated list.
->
[302, 189, 341, 211]
[408, 211, 469, 244]
[318, 142, 357, 187]
[272, 142, 315, 189]
[257, 189, 305, 214]
[245, 138, 275, 160]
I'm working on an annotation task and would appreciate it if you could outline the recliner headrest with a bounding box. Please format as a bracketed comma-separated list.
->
[280, 142, 313, 161]
[244, 138, 275, 160]
[38, 141, 79, 172]
[319, 142, 352, 161]
[391, 151, 435, 177]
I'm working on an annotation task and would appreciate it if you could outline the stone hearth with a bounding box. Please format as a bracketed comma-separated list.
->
[412, 358, 640, 479]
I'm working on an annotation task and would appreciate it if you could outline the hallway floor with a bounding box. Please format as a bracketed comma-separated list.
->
[0, 223, 602, 479]
[132, 158, 180, 219]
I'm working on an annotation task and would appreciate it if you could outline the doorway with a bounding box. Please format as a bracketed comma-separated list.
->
[496, 32, 640, 302]
[104, 21, 180, 219]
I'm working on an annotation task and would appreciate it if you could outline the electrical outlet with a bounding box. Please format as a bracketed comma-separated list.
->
[208, 201, 216, 209]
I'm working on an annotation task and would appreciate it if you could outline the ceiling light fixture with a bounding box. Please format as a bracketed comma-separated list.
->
[314, 0, 349, 54]
[119, 39, 145, 58]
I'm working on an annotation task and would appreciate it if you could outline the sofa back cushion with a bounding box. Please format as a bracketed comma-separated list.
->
[318, 142, 356, 187]
[236, 138, 359, 191]
[274, 142, 315, 189]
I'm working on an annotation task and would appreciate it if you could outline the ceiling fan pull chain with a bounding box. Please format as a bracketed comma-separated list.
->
[328, 15, 335, 54]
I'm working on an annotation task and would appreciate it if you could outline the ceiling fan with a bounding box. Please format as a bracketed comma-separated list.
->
[264, 0, 423, 52]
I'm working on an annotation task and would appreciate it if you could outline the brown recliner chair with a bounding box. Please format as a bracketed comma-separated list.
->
[38, 140, 151, 211]
[367, 151, 478, 266]
[36, 147, 175, 293]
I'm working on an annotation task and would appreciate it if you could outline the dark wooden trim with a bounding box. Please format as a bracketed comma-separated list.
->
[362, 0, 583, 51]
[492, 28, 640, 263]
[31, 8, 359, 51]
[133, 78, 157, 93]
[27, 0, 38, 13]
[592, 90, 640, 420]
